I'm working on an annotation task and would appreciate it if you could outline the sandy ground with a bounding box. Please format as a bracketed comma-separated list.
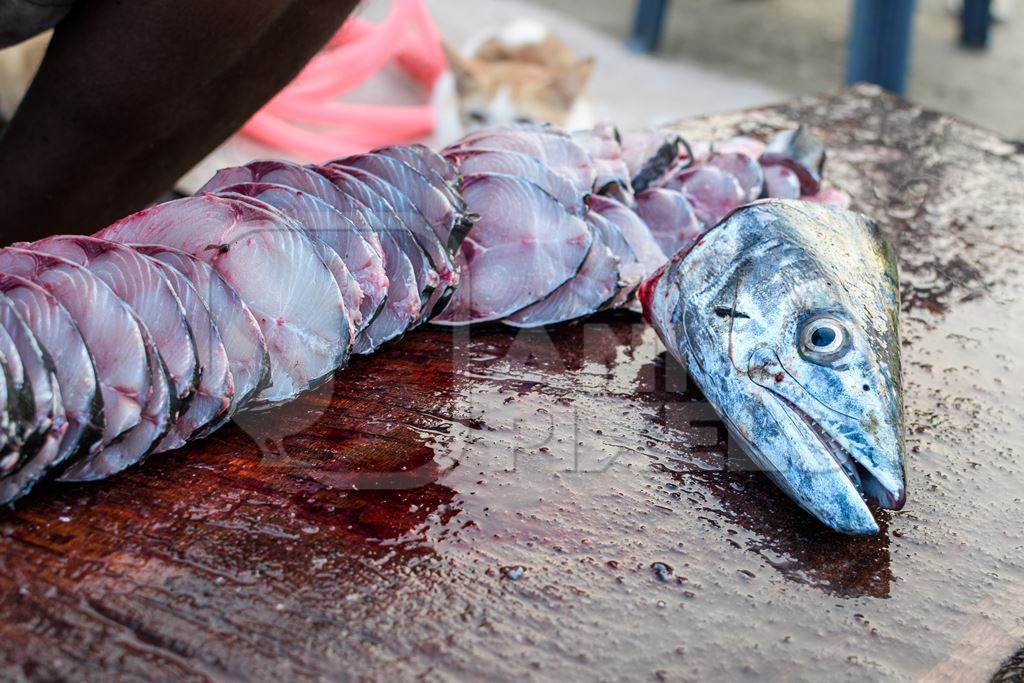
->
[518, 0, 1024, 140]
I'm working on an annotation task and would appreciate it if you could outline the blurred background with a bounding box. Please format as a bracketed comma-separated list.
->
[223, 0, 1024, 188]
[2, 0, 1019, 192]
[392, 0, 1022, 138]
[512, 0, 1023, 138]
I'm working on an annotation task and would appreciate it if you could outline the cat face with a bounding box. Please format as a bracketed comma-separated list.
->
[443, 43, 594, 130]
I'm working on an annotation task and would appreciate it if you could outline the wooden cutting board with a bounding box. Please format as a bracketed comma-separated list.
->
[1, 86, 1022, 682]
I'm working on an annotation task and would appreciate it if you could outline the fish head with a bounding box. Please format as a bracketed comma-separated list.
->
[652, 199, 906, 535]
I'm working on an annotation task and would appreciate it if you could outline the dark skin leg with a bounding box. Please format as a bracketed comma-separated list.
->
[0, 0, 360, 241]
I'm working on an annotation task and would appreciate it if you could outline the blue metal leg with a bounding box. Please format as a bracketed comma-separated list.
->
[628, 0, 669, 54]
[845, 0, 917, 95]
[961, 0, 992, 48]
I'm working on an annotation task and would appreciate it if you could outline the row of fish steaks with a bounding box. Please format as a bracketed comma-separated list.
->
[0, 123, 841, 508]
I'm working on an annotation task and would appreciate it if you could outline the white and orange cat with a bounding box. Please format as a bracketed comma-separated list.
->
[434, 20, 596, 139]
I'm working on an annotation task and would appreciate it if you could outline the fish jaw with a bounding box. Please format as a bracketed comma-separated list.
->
[745, 345, 907, 514]
[681, 343, 879, 535]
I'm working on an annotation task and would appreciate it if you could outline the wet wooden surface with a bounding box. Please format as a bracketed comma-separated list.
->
[1, 86, 1023, 682]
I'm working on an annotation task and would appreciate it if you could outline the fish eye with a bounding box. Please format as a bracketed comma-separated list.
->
[799, 315, 849, 362]
[810, 325, 838, 350]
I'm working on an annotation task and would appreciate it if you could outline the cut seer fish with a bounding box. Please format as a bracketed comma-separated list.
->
[0, 291, 65, 501]
[634, 188, 703, 256]
[213, 190, 364, 343]
[0, 248, 151, 446]
[198, 161, 389, 335]
[142, 255, 234, 448]
[325, 163, 455, 321]
[134, 245, 270, 416]
[29, 236, 198, 406]
[446, 128, 597, 197]
[25, 236, 198, 480]
[445, 149, 583, 215]
[587, 195, 668, 281]
[0, 274, 102, 472]
[312, 164, 436, 333]
[504, 216, 620, 328]
[433, 173, 591, 325]
[0, 123, 875, 540]
[98, 194, 350, 406]
[335, 152, 472, 258]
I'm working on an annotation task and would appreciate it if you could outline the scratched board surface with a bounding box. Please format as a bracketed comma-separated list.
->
[1, 86, 1022, 682]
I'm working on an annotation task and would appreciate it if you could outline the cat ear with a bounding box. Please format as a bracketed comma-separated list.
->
[548, 57, 594, 107]
[442, 43, 481, 95]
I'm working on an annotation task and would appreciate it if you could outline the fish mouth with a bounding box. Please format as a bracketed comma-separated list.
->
[771, 391, 906, 512]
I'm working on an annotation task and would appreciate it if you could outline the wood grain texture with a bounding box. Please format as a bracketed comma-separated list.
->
[2, 86, 1024, 682]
